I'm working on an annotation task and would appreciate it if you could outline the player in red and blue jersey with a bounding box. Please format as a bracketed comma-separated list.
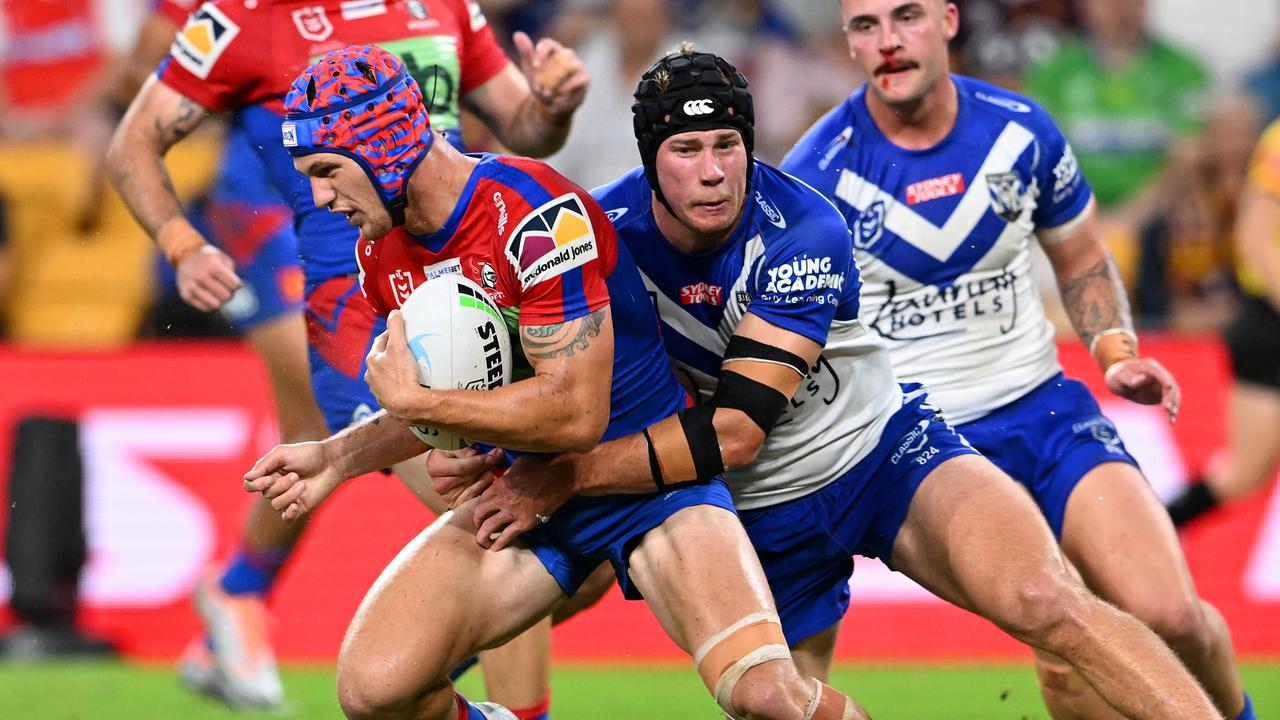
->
[107, 0, 586, 713]
[245, 45, 869, 720]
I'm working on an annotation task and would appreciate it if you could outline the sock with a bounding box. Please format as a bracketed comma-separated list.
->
[1165, 481, 1220, 527]
[510, 693, 551, 720]
[219, 546, 291, 596]
[1236, 692, 1255, 720]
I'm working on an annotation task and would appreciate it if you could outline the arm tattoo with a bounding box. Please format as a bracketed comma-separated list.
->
[521, 309, 605, 360]
[153, 96, 205, 148]
[1058, 255, 1133, 348]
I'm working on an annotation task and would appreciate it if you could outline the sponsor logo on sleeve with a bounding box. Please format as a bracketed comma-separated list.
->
[763, 256, 844, 298]
[605, 207, 628, 223]
[504, 193, 599, 289]
[905, 172, 966, 205]
[492, 192, 509, 236]
[170, 3, 240, 80]
[388, 269, 416, 306]
[1051, 144, 1081, 203]
[291, 6, 333, 42]
[754, 191, 786, 229]
[463, 0, 487, 30]
[339, 0, 385, 20]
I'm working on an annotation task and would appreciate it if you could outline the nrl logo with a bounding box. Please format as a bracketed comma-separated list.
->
[291, 6, 333, 41]
[388, 269, 415, 306]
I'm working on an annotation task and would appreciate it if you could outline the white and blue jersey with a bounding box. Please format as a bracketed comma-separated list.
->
[781, 75, 1094, 425]
[593, 162, 902, 511]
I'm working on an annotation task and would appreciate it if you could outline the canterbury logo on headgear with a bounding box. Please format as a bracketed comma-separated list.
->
[683, 98, 715, 116]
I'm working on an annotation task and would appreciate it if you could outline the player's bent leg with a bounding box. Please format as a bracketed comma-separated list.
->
[337, 502, 564, 720]
[890, 454, 1219, 720]
[789, 626, 839, 683]
[1061, 462, 1246, 719]
[626, 505, 867, 720]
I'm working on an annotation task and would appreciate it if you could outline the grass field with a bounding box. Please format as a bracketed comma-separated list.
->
[1, 661, 1276, 718]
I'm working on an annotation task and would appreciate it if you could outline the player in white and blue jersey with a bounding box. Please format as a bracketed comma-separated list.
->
[780, 1, 1254, 719]
[460, 45, 1220, 720]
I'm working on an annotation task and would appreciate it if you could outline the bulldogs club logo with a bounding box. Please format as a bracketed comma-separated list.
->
[985, 171, 1025, 222]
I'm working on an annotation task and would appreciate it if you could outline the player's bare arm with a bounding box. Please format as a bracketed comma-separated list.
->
[107, 77, 243, 310]
[463, 32, 587, 157]
[1041, 200, 1180, 416]
[470, 313, 822, 550]
[243, 409, 426, 521]
[366, 307, 613, 453]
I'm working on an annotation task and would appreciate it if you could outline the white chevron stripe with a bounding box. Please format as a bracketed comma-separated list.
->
[835, 121, 1035, 262]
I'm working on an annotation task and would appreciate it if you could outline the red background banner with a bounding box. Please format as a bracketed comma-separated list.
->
[0, 338, 1276, 662]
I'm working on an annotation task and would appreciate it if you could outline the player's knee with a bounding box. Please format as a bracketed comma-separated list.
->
[1130, 595, 1210, 652]
[694, 611, 795, 717]
[999, 569, 1090, 646]
[336, 661, 427, 719]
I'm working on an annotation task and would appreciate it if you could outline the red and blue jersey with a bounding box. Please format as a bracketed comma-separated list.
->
[155, 0, 510, 289]
[358, 154, 686, 440]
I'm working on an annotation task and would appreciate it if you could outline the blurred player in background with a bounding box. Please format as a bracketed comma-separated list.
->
[107, 0, 587, 714]
[107, 0, 329, 707]
[1167, 118, 1280, 527]
[781, 1, 1253, 718]
[460, 45, 1222, 720]
[247, 44, 870, 720]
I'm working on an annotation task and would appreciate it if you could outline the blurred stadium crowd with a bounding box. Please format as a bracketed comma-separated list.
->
[0, 0, 1277, 344]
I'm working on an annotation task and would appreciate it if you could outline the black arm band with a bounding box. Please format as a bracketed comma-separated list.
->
[712, 370, 790, 434]
[723, 335, 809, 376]
[678, 402, 725, 483]
[643, 428, 664, 486]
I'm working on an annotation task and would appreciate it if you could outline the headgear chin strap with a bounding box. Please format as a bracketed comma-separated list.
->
[282, 45, 433, 228]
[632, 48, 755, 218]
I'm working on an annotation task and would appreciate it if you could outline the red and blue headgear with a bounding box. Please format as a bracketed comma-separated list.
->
[282, 45, 433, 227]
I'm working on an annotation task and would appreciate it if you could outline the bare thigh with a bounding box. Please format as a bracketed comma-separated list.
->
[626, 505, 781, 654]
[889, 454, 1071, 617]
[338, 501, 565, 704]
[1061, 462, 1199, 617]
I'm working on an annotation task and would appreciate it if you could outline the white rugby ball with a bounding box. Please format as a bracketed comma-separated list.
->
[399, 273, 512, 449]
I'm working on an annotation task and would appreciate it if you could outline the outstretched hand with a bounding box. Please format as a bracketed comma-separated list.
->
[472, 454, 575, 552]
[243, 441, 343, 521]
[513, 31, 588, 121]
[1105, 357, 1181, 422]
